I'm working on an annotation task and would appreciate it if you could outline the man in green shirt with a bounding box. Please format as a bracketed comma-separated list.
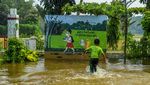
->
[85, 38, 106, 73]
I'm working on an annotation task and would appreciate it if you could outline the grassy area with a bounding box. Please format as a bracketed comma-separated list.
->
[49, 30, 107, 49]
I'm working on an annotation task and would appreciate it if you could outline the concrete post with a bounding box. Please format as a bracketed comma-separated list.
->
[7, 8, 19, 38]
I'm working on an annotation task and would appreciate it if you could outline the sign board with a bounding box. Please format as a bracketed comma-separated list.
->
[45, 15, 108, 51]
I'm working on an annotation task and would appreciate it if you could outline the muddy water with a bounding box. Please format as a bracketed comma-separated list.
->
[0, 54, 150, 85]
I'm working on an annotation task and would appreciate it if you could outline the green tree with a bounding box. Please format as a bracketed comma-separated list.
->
[107, 1, 124, 49]
[0, 0, 39, 25]
[36, 4, 46, 19]
[141, 11, 150, 36]
[0, 0, 42, 38]
[0, 3, 9, 25]
[39, 0, 75, 15]
[140, 0, 150, 9]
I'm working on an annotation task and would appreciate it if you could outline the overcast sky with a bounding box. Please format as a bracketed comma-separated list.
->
[34, 0, 145, 8]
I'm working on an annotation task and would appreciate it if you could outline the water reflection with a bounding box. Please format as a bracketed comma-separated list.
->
[0, 56, 149, 85]
[24, 58, 46, 73]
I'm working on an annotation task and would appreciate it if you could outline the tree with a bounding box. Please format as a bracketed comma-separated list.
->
[128, 7, 146, 15]
[0, 0, 39, 25]
[0, 3, 9, 25]
[141, 11, 150, 36]
[36, 4, 46, 19]
[107, 0, 124, 49]
[39, 0, 75, 15]
[140, 0, 150, 9]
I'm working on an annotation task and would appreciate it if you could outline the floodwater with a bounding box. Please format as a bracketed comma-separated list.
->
[0, 53, 150, 85]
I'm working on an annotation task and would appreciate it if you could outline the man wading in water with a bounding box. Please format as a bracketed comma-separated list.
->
[85, 38, 107, 73]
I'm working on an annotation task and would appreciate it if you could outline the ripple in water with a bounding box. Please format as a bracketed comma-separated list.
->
[65, 66, 121, 80]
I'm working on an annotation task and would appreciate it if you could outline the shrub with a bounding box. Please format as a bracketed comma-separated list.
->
[127, 36, 150, 59]
[36, 37, 44, 50]
[141, 11, 150, 33]
[3, 38, 39, 63]
[127, 40, 142, 59]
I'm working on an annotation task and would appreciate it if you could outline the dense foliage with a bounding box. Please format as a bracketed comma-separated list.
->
[127, 35, 141, 58]
[141, 11, 150, 34]
[0, 3, 9, 25]
[19, 24, 41, 38]
[0, 0, 42, 42]
[107, 17, 120, 49]
[128, 7, 147, 16]
[3, 38, 39, 63]
[0, 24, 42, 38]
[127, 35, 150, 59]
[62, 3, 108, 15]
[0, 0, 39, 25]
[140, 0, 150, 9]
[37, 0, 75, 16]
[126, 0, 150, 59]
[36, 37, 44, 50]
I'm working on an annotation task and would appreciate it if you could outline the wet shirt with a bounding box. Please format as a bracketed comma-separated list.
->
[86, 46, 104, 58]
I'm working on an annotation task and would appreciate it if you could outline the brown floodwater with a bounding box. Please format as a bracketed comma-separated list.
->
[0, 52, 150, 85]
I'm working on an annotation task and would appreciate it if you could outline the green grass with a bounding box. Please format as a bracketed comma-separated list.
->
[49, 30, 107, 49]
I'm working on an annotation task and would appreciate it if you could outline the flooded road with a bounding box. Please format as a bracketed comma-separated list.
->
[0, 53, 150, 85]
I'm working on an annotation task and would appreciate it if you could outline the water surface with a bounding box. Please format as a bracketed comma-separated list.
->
[0, 54, 150, 85]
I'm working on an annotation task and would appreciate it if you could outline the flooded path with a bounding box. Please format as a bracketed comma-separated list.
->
[0, 53, 150, 85]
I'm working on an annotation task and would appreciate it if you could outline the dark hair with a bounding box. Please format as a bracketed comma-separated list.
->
[94, 38, 100, 45]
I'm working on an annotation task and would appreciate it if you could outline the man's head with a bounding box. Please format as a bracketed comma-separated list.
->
[94, 38, 100, 46]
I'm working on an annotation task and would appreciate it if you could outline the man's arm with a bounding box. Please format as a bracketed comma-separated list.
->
[100, 49, 108, 64]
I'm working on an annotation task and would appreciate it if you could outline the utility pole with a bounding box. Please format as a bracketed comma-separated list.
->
[124, 0, 128, 64]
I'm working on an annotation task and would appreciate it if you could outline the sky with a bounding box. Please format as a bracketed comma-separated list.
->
[34, 0, 145, 8]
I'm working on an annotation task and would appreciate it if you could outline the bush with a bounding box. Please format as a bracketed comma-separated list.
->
[3, 38, 39, 63]
[127, 40, 142, 59]
[141, 11, 150, 33]
[19, 24, 41, 38]
[0, 24, 42, 38]
[36, 37, 44, 50]
[141, 37, 150, 57]
[127, 36, 150, 59]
